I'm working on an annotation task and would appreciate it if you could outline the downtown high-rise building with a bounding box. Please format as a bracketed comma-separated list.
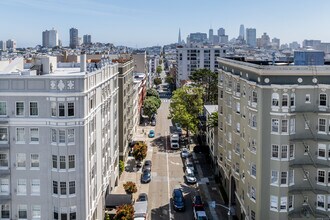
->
[69, 28, 79, 49]
[42, 28, 58, 48]
[246, 28, 257, 48]
[239, 24, 245, 40]
[6, 39, 16, 51]
[209, 28, 214, 44]
[0, 41, 6, 51]
[83, 34, 92, 45]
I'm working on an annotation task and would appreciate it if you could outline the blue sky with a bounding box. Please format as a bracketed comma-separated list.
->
[0, 0, 330, 48]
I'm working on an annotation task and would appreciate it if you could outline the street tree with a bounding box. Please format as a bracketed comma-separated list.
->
[143, 96, 160, 120]
[169, 85, 204, 137]
[132, 141, 148, 162]
[154, 77, 162, 86]
[156, 66, 162, 74]
[113, 204, 134, 220]
[123, 181, 138, 194]
[189, 69, 218, 104]
[146, 88, 160, 99]
[165, 75, 175, 85]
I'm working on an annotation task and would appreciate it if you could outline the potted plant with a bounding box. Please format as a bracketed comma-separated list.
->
[123, 181, 137, 194]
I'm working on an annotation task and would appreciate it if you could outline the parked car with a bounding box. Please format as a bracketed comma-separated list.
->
[192, 195, 204, 208]
[184, 168, 197, 184]
[141, 169, 151, 183]
[148, 130, 155, 138]
[185, 158, 195, 172]
[193, 206, 208, 220]
[137, 193, 148, 202]
[143, 160, 152, 171]
[175, 123, 182, 135]
[181, 147, 191, 158]
[172, 188, 185, 211]
[151, 120, 156, 126]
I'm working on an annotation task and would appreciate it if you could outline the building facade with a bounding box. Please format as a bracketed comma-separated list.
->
[217, 57, 330, 220]
[6, 39, 16, 51]
[246, 28, 257, 48]
[42, 29, 58, 48]
[0, 55, 119, 220]
[83, 35, 92, 45]
[69, 28, 79, 49]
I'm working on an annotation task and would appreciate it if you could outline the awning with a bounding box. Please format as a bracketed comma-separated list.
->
[105, 194, 133, 209]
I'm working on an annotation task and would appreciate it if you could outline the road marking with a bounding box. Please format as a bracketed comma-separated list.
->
[169, 161, 182, 166]
[166, 131, 173, 220]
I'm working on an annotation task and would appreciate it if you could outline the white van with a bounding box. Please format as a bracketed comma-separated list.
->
[170, 133, 180, 149]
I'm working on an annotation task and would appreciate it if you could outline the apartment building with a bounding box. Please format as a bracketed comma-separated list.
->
[0, 55, 119, 220]
[217, 57, 330, 220]
[176, 46, 226, 88]
[114, 58, 134, 161]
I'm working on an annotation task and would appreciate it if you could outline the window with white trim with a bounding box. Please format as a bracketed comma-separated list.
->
[305, 94, 311, 103]
[317, 170, 325, 184]
[270, 195, 278, 211]
[17, 179, 27, 195]
[18, 204, 27, 219]
[51, 129, 57, 143]
[251, 114, 257, 128]
[30, 154, 39, 169]
[290, 93, 295, 107]
[271, 170, 278, 185]
[68, 129, 74, 143]
[16, 128, 25, 142]
[0, 102, 6, 116]
[280, 197, 287, 211]
[69, 155, 75, 169]
[289, 169, 294, 185]
[288, 195, 294, 210]
[271, 145, 279, 159]
[252, 90, 257, 103]
[281, 172, 287, 185]
[236, 123, 240, 133]
[319, 118, 326, 132]
[251, 163, 256, 178]
[16, 102, 24, 116]
[281, 145, 288, 159]
[281, 119, 288, 133]
[0, 179, 9, 194]
[67, 102, 75, 117]
[0, 128, 8, 142]
[59, 129, 65, 143]
[16, 153, 26, 169]
[60, 156, 66, 170]
[69, 181, 75, 195]
[271, 119, 279, 133]
[52, 155, 57, 169]
[272, 93, 279, 106]
[250, 186, 256, 201]
[51, 102, 56, 117]
[318, 144, 326, 159]
[320, 93, 327, 106]
[236, 102, 240, 114]
[290, 118, 295, 134]
[317, 195, 325, 209]
[282, 94, 288, 107]
[58, 103, 65, 117]
[60, 182, 66, 195]
[31, 179, 40, 195]
[289, 144, 295, 159]
[32, 205, 41, 219]
[53, 181, 58, 194]
[0, 154, 8, 168]
[1, 204, 10, 218]
[29, 102, 38, 116]
[30, 128, 39, 142]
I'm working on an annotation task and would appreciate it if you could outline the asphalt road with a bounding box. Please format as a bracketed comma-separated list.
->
[148, 98, 197, 220]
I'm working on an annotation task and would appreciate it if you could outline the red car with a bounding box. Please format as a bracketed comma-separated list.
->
[192, 195, 204, 208]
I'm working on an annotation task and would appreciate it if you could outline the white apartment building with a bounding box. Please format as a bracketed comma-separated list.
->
[0, 55, 119, 220]
[176, 46, 226, 87]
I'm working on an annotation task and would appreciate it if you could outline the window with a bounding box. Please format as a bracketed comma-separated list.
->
[60, 156, 66, 170]
[289, 169, 294, 185]
[70, 212, 76, 220]
[272, 119, 279, 132]
[61, 213, 67, 220]
[68, 129, 74, 143]
[288, 195, 294, 210]
[30, 102, 38, 116]
[271, 170, 278, 185]
[236, 83, 241, 93]
[59, 130, 65, 143]
[32, 205, 41, 219]
[305, 120, 310, 129]
[281, 145, 288, 159]
[31, 179, 40, 195]
[282, 94, 288, 107]
[305, 94, 311, 103]
[68, 155, 75, 169]
[51, 129, 57, 143]
[281, 119, 288, 133]
[16, 102, 24, 116]
[18, 205, 27, 219]
[0, 154, 8, 168]
[318, 170, 325, 183]
[272, 93, 279, 106]
[0, 179, 9, 194]
[69, 181, 75, 194]
[251, 163, 256, 177]
[317, 195, 325, 209]
[52, 155, 57, 169]
[17, 153, 26, 168]
[252, 115, 257, 128]
[250, 186, 256, 200]
[318, 144, 326, 158]
[290, 118, 295, 134]
[290, 93, 295, 106]
[320, 93, 327, 106]
[236, 123, 240, 133]
[328, 196, 330, 209]
[60, 182, 66, 195]
[0, 128, 8, 141]
[281, 172, 287, 185]
[1, 204, 10, 218]
[250, 210, 255, 220]
[51, 102, 57, 117]
[272, 145, 279, 158]
[252, 90, 257, 103]
[16, 128, 25, 142]
[289, 144, 295, 159]
[53, 181, 58, 194]
[31, 154, 39, 169]
[30, 128, 39, 142]
[319, 118, 326, 132]
[270, 195, 278, 211]
[53, 207, 58, 220]
[236, 102, 240, 113]
[303, 170, 309, 181]
[0, 102, 6, 116]
[17, 179, 27, 195]
[68, 102, 74, 116]
[59, 103, 65, 117]
[280, 197, 287, 211]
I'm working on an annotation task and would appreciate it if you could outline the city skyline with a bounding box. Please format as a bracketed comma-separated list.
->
[1, 0, 330, 48]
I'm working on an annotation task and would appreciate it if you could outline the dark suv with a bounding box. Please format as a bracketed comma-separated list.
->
[172, 189, 185, 211]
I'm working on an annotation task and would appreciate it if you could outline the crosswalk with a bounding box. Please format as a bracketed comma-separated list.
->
[161, 99, 171, 103]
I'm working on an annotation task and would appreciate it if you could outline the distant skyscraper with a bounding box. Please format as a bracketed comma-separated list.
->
[289, 41, 300, 50]
[6, 39, 16, 50]
[42, 28, 58, 48]
[0, 41, 6, 51]
[83, 35, 92, 45]
[189, 33, 208, 44]
[69, 28, 79, 49]
[239, 24, 245, 40]
[178, 28, 181, 44]
[218, 28, 225, 36]
[271, 38, 280, 49]
[260, 32, 270, 48]
[209, 28, 214, 43]
[246, 28, 257, 47]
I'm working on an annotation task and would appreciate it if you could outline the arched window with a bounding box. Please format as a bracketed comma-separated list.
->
[282, 94, 288, 107]
[272, 93, 279, 106]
